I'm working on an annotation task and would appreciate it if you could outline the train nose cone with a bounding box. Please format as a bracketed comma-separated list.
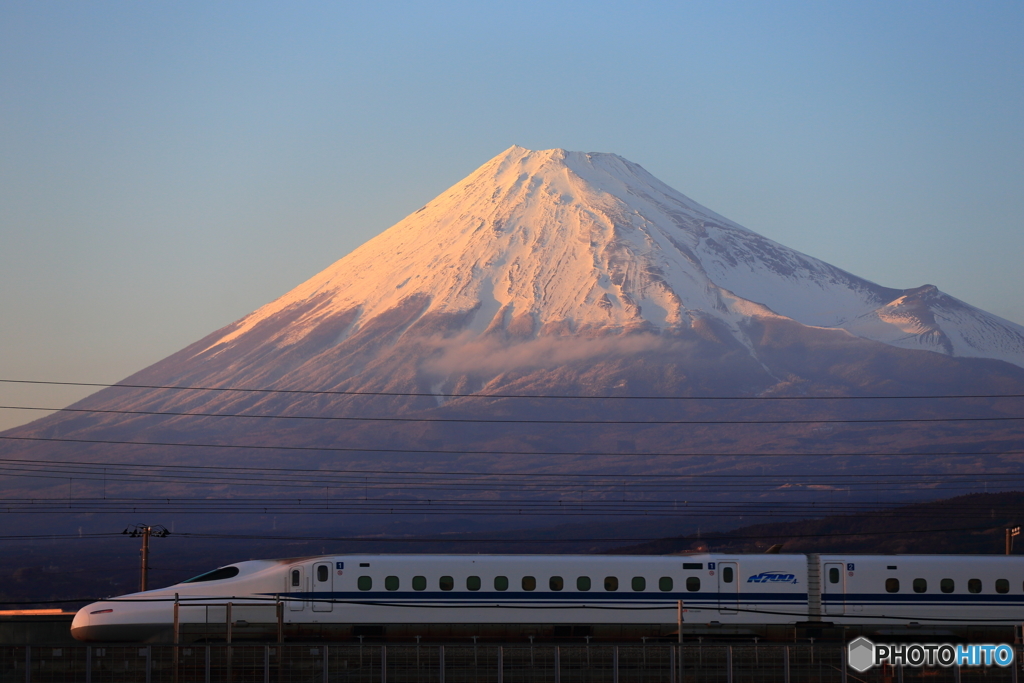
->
[70, 608, 91, 641]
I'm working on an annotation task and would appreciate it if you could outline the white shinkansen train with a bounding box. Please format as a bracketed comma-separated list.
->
[71, 553, 1024, 643]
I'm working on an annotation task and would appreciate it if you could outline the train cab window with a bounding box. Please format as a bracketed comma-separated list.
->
[829, 567, 840, 584]
[660, 577, 673, 591]
[722, 567, 734, 583]
[291, 569, 301, 588]
[686, 577, 701, 592]
[632, 577, 646, 591]
[412, 576, 426, 591]
[358, 576, 372, 591]
[385, 576, 399, 591]
[550, 576, 564, 591]
[577, 576, 591, 591]
[885, 578, 899, 593]
[494, 576, 509, 591]
[317, 565, 329, 583]
[996, 579, 1009, 594]
[440, 576, 454, 591]
[913, 578, 927, 593]
[467, 576, 481, 591]
[940, 578, 954, 593]
[184, 566, 240, 583]
[522, 576, 536, 591]
[968, 579, 982, 594]
[604, 576, 619, 591]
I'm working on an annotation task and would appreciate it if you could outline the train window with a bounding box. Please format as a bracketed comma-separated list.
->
[632, 577, 646, 591]
[550, 576, 564, 591]
[683, 563, 703, 570]
[184, 566, 240, 583]
[467, 576, 481, 591]
[604, 576, 619, 591]
[522, 576, 536, 591]
[385, 576, 399, 591]
[291, 569, 300, 588]
[686, 577, 700, 592]
[358, 576, 372, 591]
[940, 578, 954, 593]
[660, 577, 673, 591]
[829, 567, 840, 584]
[722, 567, 734, 583]
[577, 576, 591, 591]
[413, 576, 426, 591]
[968, 579, 982, 594]
[317, 565, 329, 583]
[439, 576, 454, 591]
[996, 579, 1009, 594]
[494, 576, 509, 591]
[913, 578, 926, 593]
[885, 578, 899, 593]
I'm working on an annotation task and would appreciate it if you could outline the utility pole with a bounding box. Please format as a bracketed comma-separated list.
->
[124, 524, 170, 592]
[141, 527, 151, 591]
[1006, 526, 1020, 555]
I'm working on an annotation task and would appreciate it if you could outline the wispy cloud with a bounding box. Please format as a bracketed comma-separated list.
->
[421, 332, 669, 376]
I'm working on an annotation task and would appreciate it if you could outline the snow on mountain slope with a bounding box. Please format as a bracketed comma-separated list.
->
[842, 285, 1024, 366]
[197, 146, 1024, 370]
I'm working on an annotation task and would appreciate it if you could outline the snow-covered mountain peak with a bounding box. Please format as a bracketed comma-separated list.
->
[199, 147, 1024, 369]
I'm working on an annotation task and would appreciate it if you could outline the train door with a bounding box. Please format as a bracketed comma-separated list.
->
[823, 562, 845, 615]
[312, 561, 334, 612]
[717, 562, 739, 614]
[288, 565, 305, 611]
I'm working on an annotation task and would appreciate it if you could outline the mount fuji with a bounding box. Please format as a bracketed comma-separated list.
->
[194, 145, 1024, 371]
[5, 146, 1024, 511]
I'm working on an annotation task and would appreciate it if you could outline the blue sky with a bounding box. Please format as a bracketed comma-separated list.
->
[2, 1, 1023, 430]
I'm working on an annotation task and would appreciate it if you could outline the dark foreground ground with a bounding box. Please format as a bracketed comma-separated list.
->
[0, 642, 1019, 683]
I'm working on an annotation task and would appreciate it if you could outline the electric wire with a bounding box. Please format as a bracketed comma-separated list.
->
[3, 456, 1021, 485]
[3, 469, 1023, 498]
[0, 520, 1009, 544]
[3, 404, 1021, 425]
[4, 469, 1020, 494]
[4, 377, 1023, 401]
[3, 497, 1021, 517]
[1, 455, 1020, 479]
[2, 435, 1021, 460]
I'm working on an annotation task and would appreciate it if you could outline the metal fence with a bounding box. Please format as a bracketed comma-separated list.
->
[1, 643, 1020, 683]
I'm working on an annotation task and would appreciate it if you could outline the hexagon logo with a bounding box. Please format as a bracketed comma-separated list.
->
[847, 637, 875, 673]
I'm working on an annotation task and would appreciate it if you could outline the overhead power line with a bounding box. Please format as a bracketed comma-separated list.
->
[0, 522, 1007, 544]
[173, 523, 1022, 543]
[3, 435, 1022, 460]
[3, 378, 1022, 401]
[6, 455, 1021, 479]
[2, 404, 1022, 425]
[4, 497, 1023, 517]
[1, 457, 1022, 495]
[4, 470, 1021, 498]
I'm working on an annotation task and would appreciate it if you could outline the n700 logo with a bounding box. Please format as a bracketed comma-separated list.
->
[747, 571, 798, 584]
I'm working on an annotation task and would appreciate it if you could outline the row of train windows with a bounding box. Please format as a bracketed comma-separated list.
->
[881, 577, 1013, 594]
[826, 567, 1016, 594]
[349, 575, 705, 592]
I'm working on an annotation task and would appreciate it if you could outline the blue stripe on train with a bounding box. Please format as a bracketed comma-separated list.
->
[824, 593, 1024, 604]
[268, 591, 805, 604]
